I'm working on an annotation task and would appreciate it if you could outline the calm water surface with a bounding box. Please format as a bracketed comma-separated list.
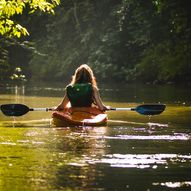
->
[0, 84, 191, 191]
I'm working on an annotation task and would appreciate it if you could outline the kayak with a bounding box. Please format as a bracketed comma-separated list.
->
[51, 107, 107, 127]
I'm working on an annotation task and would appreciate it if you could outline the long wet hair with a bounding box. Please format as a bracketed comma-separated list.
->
[70, 64, 97, 88]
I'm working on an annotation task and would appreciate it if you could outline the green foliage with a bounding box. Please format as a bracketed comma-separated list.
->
[1, 0, 191, 84]
[135, 41, 191, 83]
[0, 0, 60, 83]
[133, 0, 191, 83]
[0, 0, 60, 37]
[10, 67, 27, 83]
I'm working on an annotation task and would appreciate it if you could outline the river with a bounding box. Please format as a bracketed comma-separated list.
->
[0, 83, 191, 191]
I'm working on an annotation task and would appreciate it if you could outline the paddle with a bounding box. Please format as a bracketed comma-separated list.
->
[0, 103, 165, 117]
[0, 104, 53, 117]
[110, 104, 166, 115]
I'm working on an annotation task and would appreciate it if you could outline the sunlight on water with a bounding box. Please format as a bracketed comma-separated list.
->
[0, 119, 52, 127]
[0, 88, 191, 191]
[116, 134, 190, 140]
[147, 122, 168, 127]
[87, 134, 190, 141]
[0, 142, 17, 146]
[12, 117, 16, 128]
[153, 181, 191, 188]
[82, 154, 191, 169]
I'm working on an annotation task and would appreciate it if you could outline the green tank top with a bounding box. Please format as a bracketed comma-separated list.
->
[66, 83, 93, 107]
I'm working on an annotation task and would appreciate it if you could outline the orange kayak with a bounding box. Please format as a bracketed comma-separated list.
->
[51, 107, 107, 127]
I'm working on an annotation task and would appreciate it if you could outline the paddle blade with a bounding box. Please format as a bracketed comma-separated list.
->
[135, 104, 166, 115]
[1, 104, 30, 116]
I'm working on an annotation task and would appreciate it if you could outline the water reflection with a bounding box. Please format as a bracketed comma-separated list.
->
[1, 83, 191, 104]
[86, 153, 191, 169]
[153, 181, 191, 188]
[84, 133, 190, 141]
[14, 85, 25, 95]
[0, 119, 52, 128]
[114, 134, 190, 140]
[0, 84, 191, 190]
[4, 85, 26, 95]
[50, 126, 107, 190]
[0, 126, 108, 190]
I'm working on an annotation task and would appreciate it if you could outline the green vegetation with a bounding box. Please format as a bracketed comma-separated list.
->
[0, 0, 190, 84]
[0, 0, 60, 83]
[0, 0, 60, 37]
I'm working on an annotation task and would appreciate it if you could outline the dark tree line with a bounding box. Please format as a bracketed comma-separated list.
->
[1, 0, 191, 84]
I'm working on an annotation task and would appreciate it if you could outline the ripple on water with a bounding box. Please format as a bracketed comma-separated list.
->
[0, 141, 17, 146]
[116, 134, 190, 140]
[82, 153, 191, 169]
[153, 181, 191, 188]
[88, 133, 190, 141]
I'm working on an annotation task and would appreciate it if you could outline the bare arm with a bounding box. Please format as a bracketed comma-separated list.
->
[55, 93, 70, 110]
[92, 86, 109, 111]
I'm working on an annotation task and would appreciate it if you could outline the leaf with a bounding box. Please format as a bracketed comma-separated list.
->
[0, 0, 60, 37]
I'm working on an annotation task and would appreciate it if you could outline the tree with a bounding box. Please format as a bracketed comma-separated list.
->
[0, 0, 60, 37]
[134, 0, 191, 83]
[1, 0, 190, 84]
[28, 0, 191, 84]
[0, 0, 60, 83]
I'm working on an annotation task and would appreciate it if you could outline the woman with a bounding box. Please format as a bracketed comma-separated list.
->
[55, 64, 109, 111]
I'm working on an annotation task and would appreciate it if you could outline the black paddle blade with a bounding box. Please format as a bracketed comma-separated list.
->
[0, 104, 30, 116]
[135, 104, 166, 115]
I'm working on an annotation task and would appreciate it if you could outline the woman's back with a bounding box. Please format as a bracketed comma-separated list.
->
[66, 83, 93, 107]
[55, 64, 109, 111]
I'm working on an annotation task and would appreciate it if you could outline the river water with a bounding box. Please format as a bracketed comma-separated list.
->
[0, 83, 191, 191]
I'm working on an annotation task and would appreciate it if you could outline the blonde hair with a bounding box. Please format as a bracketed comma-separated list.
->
[70, 64, 97, 87]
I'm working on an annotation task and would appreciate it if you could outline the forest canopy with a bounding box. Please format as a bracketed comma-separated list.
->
[0, 0, 191, 84]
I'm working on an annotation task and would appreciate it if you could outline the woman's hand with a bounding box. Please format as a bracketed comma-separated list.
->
[54, 105, 64, 111]
[101, 105, 111, 112]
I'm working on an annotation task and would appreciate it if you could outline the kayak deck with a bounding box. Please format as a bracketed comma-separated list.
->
[51, 107, 107, 127]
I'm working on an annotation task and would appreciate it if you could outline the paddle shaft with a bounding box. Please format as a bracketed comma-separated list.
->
[110, 108, 134, 111]
[32, 107, 134, 112]
[32, 108, 133, 111]
[29, 108, 53, 112]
